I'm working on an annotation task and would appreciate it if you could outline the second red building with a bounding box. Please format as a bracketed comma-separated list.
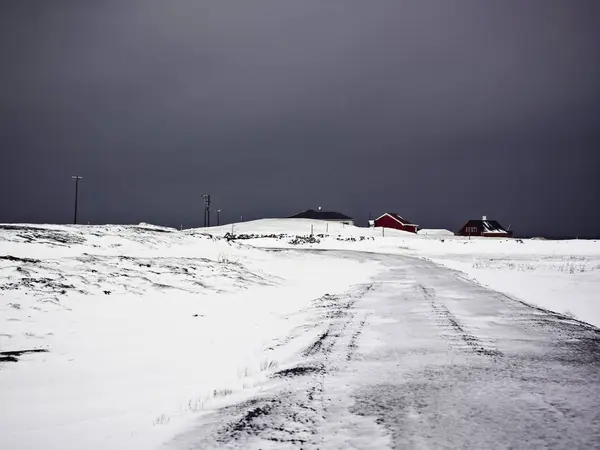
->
[374, 212, 419, 234]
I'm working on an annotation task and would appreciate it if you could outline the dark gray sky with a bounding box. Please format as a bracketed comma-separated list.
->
[1, 1, 599, 236]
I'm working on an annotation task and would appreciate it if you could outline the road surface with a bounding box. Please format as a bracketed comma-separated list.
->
[164, 251, 600, 449]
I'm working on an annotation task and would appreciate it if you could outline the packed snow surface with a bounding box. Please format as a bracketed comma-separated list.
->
[1, 219, 599, 449]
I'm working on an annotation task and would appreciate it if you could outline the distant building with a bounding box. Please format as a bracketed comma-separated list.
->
[288, 208, 354, 226]
[374, 213, 419, 234]
[457, 216, 513, 237]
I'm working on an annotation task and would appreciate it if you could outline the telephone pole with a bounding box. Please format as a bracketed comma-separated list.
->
[201, 194, 211, 227]
[71, 176, 83, 224]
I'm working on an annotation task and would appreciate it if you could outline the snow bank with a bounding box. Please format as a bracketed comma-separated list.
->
[194, 218, 417, 239]
[417, 228, 454, 236]
[137, 222, 178, 232]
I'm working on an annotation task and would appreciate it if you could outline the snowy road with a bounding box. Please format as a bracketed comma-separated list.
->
[165, 251, 600, 449]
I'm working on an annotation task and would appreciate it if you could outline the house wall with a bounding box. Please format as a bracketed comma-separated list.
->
[482, 232, 513, 238]
[458, 223, 483, 237]
[458, 222, 513, 237]
[405, 224, 418, 233]
[374, 215, 418, 233]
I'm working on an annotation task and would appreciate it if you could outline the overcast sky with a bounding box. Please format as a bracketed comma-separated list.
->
[1, 1, 599, 237]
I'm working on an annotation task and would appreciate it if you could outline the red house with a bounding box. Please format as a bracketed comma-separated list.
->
[457, 216, 513, 237]
[374, 213, 418, 234]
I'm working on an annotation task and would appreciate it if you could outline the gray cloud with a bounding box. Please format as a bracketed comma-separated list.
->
[1, 1, 599, 236]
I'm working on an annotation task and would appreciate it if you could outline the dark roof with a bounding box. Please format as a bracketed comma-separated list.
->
[288, 209, 353, 221]
[376, 212, 417, 225]
[463, 219, 510, 233]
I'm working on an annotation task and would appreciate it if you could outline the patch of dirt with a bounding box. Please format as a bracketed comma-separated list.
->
[0, 348, 48, 363]
[0, 277, 75, 294]
[12, 229, 86, 246]
[273, 365, 325, 378]
[0, 355, 18, 363]
[0, 255, 41, 264]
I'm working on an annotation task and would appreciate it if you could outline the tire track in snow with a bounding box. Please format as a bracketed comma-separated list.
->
[172, 283, 374, 449]
[421, 284, 503, 357]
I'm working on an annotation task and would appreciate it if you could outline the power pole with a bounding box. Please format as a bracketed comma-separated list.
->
[71, 176, 83, 224]
[217, 209, 222, 226]
[201, 194, 211, 227]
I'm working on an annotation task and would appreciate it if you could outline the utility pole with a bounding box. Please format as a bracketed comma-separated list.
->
[71, 176, 83, 224]
[201, 194, 211, 227]
[217, 209, 222, 226]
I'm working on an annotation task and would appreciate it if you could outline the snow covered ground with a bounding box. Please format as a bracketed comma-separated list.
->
[398, 238, 600, 328]
[1, 219, 599, 449]
[0, 223, 381, 450]
[164, 250, 600, 449]
[423, 246, 600, 329]
[206, 219, 600, 328]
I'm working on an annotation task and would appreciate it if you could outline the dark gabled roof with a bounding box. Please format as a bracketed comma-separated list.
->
[375, 212, 417, 226]
[288, 209, 353, 221]
[463, 219, 510, 233]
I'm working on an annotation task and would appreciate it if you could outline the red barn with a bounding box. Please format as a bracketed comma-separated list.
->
[457, 216, 513, 237]
[374, 213, 418, 233]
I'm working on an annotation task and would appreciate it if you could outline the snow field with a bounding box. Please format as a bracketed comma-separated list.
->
[1, 219, 599, 449]
[0, 223, 381, 450]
